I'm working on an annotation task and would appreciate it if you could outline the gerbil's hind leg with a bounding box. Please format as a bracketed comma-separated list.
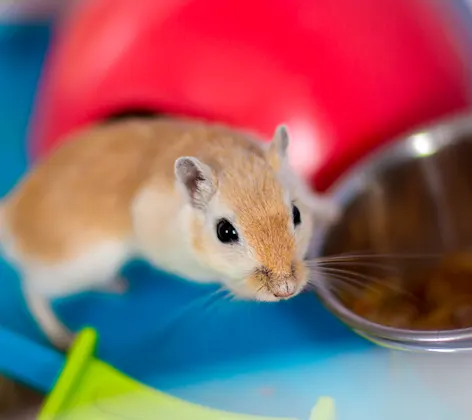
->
[22, 240, 132, 349]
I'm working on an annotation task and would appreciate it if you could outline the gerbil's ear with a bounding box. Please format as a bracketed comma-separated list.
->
[175, 157, 217, 209]
[266, 124, 290, 171]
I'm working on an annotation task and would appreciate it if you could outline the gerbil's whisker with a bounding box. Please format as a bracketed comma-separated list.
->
[307, 251, 440, 264]
[256, 284, 267, 294]
[312, 266, 383, 285]
[315, 260, 398, 273]
[123, 285, 235, 355]
[201, 287, 235, 313]
[307, 266, 417, 300]
[304, 275, 362, 298]
[317, 272, 374, 294]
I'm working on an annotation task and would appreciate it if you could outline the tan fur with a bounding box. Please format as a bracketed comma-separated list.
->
[0, 117, 337, 347]
[221, 159, 294, 275]
[3, 118, 263, 261]
[265, 139, 284, 172]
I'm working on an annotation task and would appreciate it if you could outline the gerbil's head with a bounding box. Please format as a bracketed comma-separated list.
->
[175, 125, 338, 302]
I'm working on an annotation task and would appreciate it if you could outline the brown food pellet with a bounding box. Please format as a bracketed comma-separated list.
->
[343, 251, 472, 330]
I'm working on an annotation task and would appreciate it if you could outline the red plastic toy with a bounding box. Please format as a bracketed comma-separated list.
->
[30, 0, 471, 190]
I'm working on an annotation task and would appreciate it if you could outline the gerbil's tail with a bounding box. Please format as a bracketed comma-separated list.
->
[23, 285, 74, 350]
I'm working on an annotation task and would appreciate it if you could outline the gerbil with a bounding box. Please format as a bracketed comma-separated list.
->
[0, 118, 338, 349]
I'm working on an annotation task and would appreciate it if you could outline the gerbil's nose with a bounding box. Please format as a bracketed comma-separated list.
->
[273, 290, 295, 299]
[272, 280, 297, 299]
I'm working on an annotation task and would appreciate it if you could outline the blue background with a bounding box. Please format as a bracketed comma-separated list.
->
[0, 22, 469, 420]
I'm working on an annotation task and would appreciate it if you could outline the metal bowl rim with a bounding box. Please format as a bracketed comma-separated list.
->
[312, 111, 472, 344]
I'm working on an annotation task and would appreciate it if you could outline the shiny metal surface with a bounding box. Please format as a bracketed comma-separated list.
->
[311, 112, 472, 352]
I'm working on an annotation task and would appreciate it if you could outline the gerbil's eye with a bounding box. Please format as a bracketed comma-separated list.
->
[292, 205, 301, 226]
[216, 219, 239, 244]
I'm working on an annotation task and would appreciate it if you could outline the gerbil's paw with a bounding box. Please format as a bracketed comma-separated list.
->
[103, 276, 129, 295]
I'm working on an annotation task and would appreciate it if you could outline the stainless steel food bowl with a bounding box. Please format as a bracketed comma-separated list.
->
[310, 112, 472, 353]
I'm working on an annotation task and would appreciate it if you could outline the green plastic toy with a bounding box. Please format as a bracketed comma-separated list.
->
[35, 329, 335, 420]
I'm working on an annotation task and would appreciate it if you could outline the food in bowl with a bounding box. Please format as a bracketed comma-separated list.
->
[340, 251, 472, 330]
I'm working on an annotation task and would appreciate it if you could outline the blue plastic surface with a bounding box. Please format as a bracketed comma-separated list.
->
[0, 22, 469, 420]
[0, 326, 63, 392]
[0, 23, 51, 339]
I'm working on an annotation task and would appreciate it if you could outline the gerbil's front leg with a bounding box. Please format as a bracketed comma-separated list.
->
[100, 276, 129, 295]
